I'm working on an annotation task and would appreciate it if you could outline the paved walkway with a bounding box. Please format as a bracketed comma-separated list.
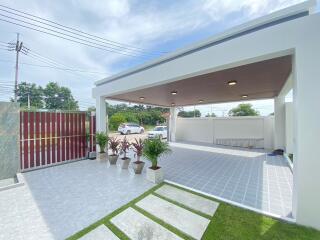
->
[110, 184, 217, 240]
[0, 160, 154, 240]
[159, 142, 293, 218]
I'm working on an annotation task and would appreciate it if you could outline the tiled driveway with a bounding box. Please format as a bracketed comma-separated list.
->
[159, 142, 293, 219]
[0, 160, 154, 240]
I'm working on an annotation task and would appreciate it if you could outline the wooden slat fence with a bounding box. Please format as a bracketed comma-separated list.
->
[20, 111, 92, 171]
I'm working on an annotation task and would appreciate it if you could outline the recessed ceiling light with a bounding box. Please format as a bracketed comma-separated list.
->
[139, 97, 145, 100]
[171, 103, 175, 106]
[241, 95, 248, 98]
[171, 90, 178, 95]
[227, 80, 237, 86]
[199, 100, 204, 103]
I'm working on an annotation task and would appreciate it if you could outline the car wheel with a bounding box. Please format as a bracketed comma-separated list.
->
[126, 130, 131, 135]
[140, 129, 144, 134]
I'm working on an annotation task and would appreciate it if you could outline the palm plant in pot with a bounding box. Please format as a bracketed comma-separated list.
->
[96, 132, 108, 162]
[120, 137, 131, 169]
[108, 137, 120, 165]
[132, 138, 144, 174]
[143, 138, 171, 183]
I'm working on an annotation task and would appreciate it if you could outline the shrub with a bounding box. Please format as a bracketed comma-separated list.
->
[132, 138, 144, 162]
[96, 132, 108, 153]
[109, 137, 121, 155]
[143, 138, 171, 169]
[109, 113, 126, 131]
[120, 137, 130, 159]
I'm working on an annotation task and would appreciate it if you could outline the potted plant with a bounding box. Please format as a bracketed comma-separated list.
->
[108, 137, 120, 165]
[96, 132, 108, 162]
[132, 138, 145, 174]
[120, 137, 131, 169]
[143, 138, 171, 183]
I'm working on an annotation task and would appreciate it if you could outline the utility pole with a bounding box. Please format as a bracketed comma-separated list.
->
[14, 33, 23, 102]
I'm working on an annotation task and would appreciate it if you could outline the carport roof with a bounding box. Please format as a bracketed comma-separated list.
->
[107, 56, 292, 107]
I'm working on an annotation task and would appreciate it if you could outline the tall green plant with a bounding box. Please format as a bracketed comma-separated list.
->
[96, 132, 108, 153]
[143, 138, 171, 169]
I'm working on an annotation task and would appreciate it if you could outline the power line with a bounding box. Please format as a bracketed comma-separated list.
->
[0, 58, 107, 75]
[0, 7, 162, 57]
[0, 14, 145, 58]
[0, 4, 162, 54]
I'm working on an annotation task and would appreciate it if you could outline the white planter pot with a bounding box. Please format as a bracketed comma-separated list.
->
[120, 157, 131, 169]
[97, 152, 107, 162]
[146, 167, 164, 184]
[109, 154, 119, 165]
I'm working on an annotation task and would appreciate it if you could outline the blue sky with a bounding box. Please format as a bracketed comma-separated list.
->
[0, 0, 318, 115]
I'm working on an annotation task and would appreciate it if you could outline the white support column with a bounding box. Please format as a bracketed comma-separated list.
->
[274, 95, 286, 150]
[169, 107, 177, 142]
[293, 44, 320, 229]
[96, 96, 107, 133]
[95, 96, 107, 152]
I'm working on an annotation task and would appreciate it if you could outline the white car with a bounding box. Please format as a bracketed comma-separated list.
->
[148, 126, 168, 139]
[118, 123, 144, 135]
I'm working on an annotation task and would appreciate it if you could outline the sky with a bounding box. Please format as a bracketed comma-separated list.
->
[0, 0, 318, 116]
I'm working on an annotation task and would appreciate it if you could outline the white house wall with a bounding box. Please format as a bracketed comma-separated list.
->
[176, 117, 274, 150]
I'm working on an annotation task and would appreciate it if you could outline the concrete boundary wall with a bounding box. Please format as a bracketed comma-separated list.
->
[0, 102, 20, 180]
[176, 116, 274, 149]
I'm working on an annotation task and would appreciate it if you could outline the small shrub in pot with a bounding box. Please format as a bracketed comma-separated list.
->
[132, 138, 144, 174]
[143, 138, 171, 183]
[96, 132, 108, 162]
[108, 137, 120, 165]
[120, 137, 131, 169]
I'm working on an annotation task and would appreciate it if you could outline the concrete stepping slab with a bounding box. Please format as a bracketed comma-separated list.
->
[136, 195, 210, 240]
[155, 184, 219, 216]
[111, 207, 182, 240]
[79, 225, 119, 240]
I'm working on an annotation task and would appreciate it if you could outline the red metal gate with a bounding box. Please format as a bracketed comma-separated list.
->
[20, 111, 89, 171]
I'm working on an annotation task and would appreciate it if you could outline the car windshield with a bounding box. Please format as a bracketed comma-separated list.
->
[153, 127, 164, 131]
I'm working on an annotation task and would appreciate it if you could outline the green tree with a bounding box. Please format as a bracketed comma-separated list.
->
[43, 82, 78, 110]
[109, 112, 126, 130]
[205, 113, 217, 117]
[228, 103, 260, 116]
[15, 82, 44, 109]
[178, 110, 201, 118]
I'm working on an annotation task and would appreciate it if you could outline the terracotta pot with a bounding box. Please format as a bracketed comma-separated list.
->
[132, 161, 145, 174]
[146, 167, 164, 183]
[108, 154, 118, 165]
[120, 157, 131, 169]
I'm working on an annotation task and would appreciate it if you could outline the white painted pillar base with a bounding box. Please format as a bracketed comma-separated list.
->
[274, 96, 286, 150]
[169, 107, 177, 142]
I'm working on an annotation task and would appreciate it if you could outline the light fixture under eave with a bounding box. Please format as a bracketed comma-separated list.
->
[139, 97, 145, 100]
[227, 80, 237, 86]
[241, 95, 248, 98]
[171, 90, 178, 95]
[171, 103, 175, 106]
[199, 100, 204, 103]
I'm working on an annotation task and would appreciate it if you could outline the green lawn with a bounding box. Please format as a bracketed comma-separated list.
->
[67, 183, 320, 240]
